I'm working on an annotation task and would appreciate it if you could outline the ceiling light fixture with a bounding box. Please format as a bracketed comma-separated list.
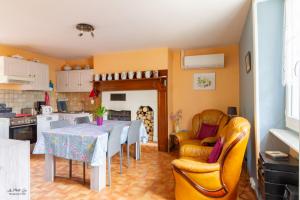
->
[76, 23, 95, 38]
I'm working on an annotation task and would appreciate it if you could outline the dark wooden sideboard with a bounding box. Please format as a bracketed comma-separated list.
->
[258, 153, 299, 200]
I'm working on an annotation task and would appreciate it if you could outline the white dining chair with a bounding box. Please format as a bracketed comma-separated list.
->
[107, 125, 124, 186]
[127, 120, 143, 167]
[50, 119, 71, 129]
[74, 116, 90, 124]
[50, 120, 86, 184]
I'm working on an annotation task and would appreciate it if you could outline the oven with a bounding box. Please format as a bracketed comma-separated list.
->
[9, 117, 37, 144]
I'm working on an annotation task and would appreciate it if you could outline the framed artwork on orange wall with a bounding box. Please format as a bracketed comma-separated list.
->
[193, 73, 215, 90]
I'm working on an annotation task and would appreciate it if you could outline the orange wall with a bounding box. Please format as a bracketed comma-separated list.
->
[65, 57, 93, 69]
[93, 48, 169, 73]
[0, 44, 65, 91]
[169, 45, 240, 130]
[92, 45, 240, 132]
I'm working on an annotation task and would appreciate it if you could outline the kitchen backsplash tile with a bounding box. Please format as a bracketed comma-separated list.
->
[0, 90, 44, 113]
[0, 90, 99, 114]
[57, 92, 99, 112]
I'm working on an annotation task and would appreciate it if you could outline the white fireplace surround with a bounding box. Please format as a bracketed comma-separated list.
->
[102, 90, 158, 142]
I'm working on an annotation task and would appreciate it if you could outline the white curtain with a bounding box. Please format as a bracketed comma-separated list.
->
[282, 0, 300, 86]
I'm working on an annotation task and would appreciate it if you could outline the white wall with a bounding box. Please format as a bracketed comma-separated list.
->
[102, 90, 158, 142]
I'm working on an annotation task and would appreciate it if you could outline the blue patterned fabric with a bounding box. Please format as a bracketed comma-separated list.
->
[34, 124, 109, 166]
[33, 120, 148, 166]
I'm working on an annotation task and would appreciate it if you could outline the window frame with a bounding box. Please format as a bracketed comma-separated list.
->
[285, 84, 299, 133]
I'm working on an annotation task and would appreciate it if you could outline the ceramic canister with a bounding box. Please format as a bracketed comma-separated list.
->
[94, 74, 100, 81]
[136, 71, 142, 79]
[153, 70, 159, 78]
[107, 74, 112, 81]
[145, 70, 152, 78]
[102, 74, 107, 81]
[121, 72, 127, 80]
[114, 72, 119, 80]
[128, 71, 134, 79]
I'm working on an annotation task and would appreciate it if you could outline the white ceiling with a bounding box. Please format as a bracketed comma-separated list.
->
[0, 0, 250, 59]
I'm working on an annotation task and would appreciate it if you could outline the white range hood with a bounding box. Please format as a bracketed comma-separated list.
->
[0, 75, 34, 84]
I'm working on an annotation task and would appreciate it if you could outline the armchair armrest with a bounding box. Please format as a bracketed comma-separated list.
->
[200, 136, 218, 146]
[180, 144, 213, 158]
[172, 158, 220, 173]
[175, 131, 195, 143]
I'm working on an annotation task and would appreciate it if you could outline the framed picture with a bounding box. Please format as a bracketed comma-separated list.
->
[245, 51, 251, 73]
[193, 73, 215, 90]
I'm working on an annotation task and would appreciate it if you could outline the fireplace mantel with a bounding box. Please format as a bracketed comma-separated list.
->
[93, 77, 167, 91]
[93, 72, 168, 152]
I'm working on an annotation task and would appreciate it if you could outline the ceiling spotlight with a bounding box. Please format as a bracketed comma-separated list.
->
[76, 23, 95, 38]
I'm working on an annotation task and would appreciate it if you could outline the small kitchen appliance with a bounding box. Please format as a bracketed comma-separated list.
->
[41, 105, 53, 115]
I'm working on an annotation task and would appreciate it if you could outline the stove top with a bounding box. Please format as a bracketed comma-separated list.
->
[10, 115, 37, 126]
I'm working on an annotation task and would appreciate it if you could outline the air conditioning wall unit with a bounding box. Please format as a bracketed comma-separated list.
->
[181, 50, 224, 69]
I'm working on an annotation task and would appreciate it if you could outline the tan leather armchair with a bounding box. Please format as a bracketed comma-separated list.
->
[175, 109, 228, 146]
[172, 117, 250, 200]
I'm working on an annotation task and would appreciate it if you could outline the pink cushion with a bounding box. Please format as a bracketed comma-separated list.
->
[207, 137, 224, 163]
[197, 123, 218, 140]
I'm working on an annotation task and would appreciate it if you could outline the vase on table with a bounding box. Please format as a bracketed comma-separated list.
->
[96, 117, 103, 126]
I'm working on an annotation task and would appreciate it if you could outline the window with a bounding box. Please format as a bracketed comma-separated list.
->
[283, 0, 300, 132]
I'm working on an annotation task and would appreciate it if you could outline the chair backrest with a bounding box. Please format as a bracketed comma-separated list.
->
[191, 109, 228, 137]
[74, 116, 90, 124]
[217, 117, 250, 196]
[50, 120, 71, 129]
[127, 120, 143, 145]
[107, 125, 123, 157]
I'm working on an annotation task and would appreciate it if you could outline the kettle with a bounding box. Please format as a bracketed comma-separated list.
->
[41, 105, 53, 115]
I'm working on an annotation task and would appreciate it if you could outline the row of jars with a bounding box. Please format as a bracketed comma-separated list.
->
[94, 70, 159, 81]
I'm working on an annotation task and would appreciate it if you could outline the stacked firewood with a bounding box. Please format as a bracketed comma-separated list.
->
[136, 106, 154, 141]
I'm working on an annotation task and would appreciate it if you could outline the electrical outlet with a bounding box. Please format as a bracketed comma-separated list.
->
[250, 177, 256, 189]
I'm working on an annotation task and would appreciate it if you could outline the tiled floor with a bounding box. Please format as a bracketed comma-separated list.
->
[31, 143, 257, 200]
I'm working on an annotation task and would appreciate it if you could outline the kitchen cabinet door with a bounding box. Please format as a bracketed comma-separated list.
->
[3, 57, 29, 77]
[22, 62, 49, 91]
[68, 70, 81, 92]
[56, 71, 69, 92]
[34, 63, 49, 90]
[79, 70, 93, 92]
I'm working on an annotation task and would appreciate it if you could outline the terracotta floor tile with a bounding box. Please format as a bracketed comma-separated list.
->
[31, 143, 256, 200]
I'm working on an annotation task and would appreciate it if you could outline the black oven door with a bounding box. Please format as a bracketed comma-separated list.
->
[9, 124, 37, 144]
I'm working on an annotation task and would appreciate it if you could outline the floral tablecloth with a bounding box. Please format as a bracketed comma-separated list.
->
[34, 123, 109, 166]
[33, 120, 148, 166]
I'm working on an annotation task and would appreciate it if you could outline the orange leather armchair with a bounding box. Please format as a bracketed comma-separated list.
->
[172, 117, 250, 200]
[175, 109, 228, 146]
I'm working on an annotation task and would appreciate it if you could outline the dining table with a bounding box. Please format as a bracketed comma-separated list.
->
[33, 120, 148, 192]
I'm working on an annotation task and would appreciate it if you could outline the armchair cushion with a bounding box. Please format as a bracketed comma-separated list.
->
[197, 123, 219, 140]
[207, 137, 224, 163]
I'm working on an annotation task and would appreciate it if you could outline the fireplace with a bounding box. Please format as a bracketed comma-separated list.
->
[107, 110, 131, 121]
[102, 90, 158, 142]
[136, 106, 154, 142]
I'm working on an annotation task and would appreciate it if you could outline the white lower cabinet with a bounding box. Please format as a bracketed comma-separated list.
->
[37, 114, 60, 141]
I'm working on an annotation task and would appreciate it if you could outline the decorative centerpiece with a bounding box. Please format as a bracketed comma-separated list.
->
[170, 110, 182, 133]
[95, 105, 107, 126]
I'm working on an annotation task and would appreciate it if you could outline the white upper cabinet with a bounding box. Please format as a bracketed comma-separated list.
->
[22, 62, 49, 91]
[56, 71, 69, 92]
[79, 70, 93, 92]
[68, 70, 81, 92]
[0, 56, 49, 90]
[56, 69, 93, 92]
[1, 56, 29, 77]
